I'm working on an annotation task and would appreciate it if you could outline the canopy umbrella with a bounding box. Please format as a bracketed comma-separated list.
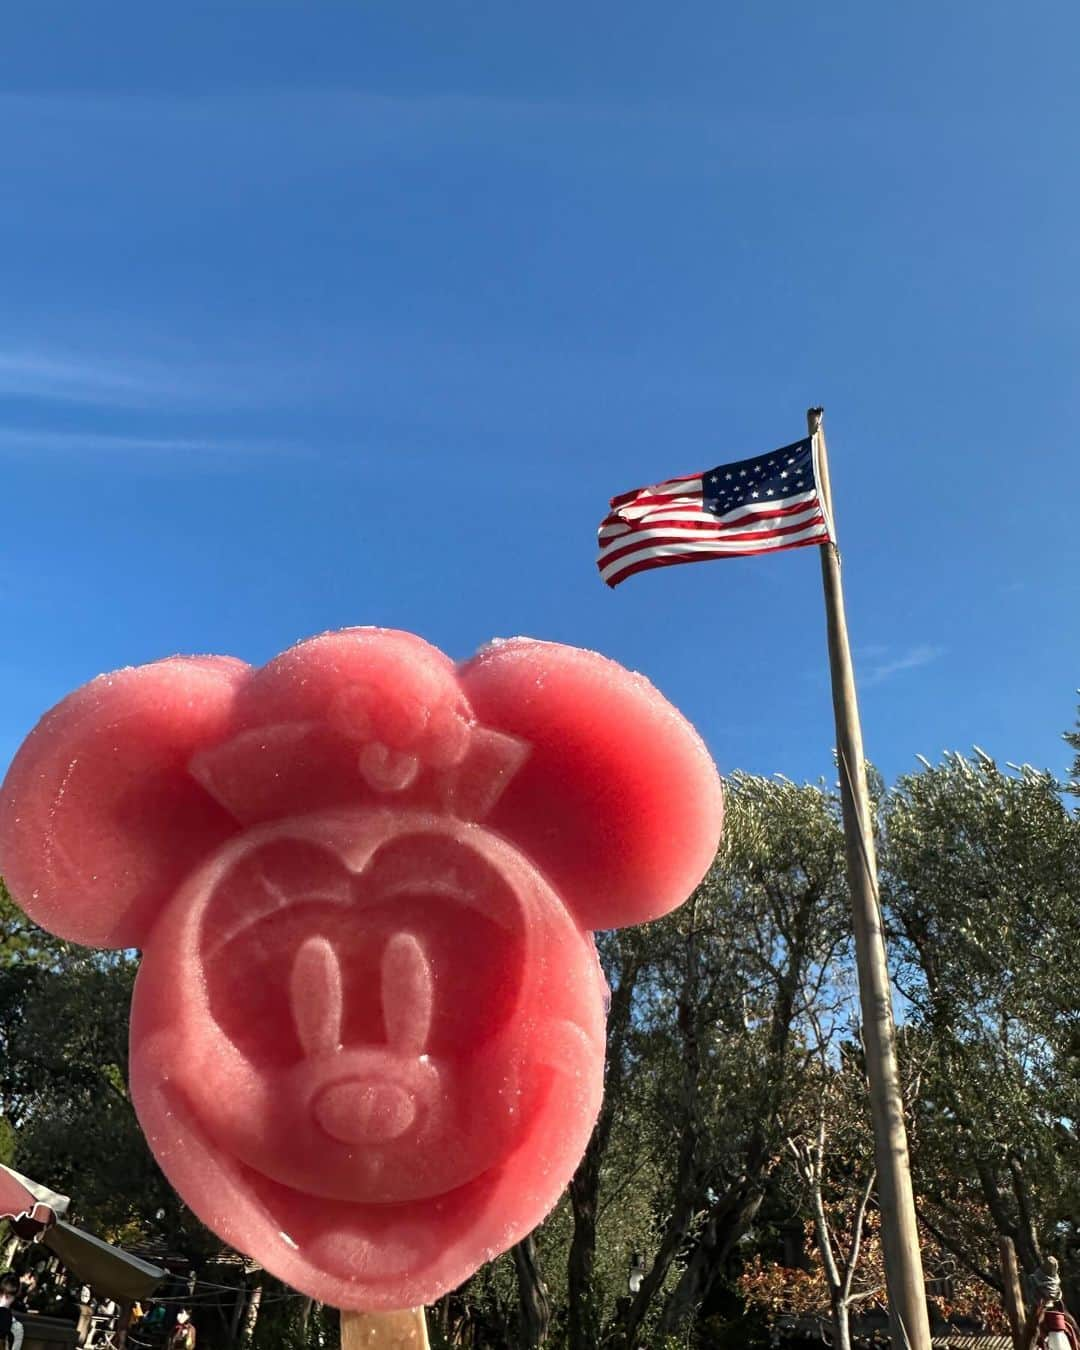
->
[1, 1164, 164, 1303]
[0, 1165, 64, 1239]
[43, 1223, 165, 1303]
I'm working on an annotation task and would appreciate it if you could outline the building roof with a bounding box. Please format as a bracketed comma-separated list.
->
[776, 1315, 1014, 1349]
[932, 1338, 1014, 1350]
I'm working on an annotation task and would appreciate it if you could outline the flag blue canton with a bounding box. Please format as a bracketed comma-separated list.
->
[702, 437, 816, 517]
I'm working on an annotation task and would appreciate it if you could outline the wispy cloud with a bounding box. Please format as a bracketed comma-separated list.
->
[0, 426, 299, 460]
[0, 341, 331, 414]
[862, 643, 945, 687]
[0, 350, 191, 407]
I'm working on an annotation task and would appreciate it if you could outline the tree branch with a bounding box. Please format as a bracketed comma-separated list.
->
[841, 1168, 877, 1304]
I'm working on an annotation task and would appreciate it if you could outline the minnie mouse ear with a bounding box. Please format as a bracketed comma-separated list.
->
[458, 639, 723, 931]
[0, 656, 250, 949]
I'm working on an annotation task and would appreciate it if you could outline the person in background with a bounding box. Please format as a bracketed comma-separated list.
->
[0, 1272, 25, 1350]
[76, 1287, 95, 1347]
[119, 1299, 145, 1350]
[0, 1278, 25, 1316]
[20, 1272, 48, 1316]
[167, 1309, 196, 1349]
[138, 1302, 168, 1348]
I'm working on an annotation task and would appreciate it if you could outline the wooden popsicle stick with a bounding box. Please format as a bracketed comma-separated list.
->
[341, 1308, 430, 1349]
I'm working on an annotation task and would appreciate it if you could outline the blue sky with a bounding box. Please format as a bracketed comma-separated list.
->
[2, 3, 1078, 791]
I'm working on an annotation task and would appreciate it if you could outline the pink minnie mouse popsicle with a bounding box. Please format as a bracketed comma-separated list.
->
[0, 629, 722, 1311]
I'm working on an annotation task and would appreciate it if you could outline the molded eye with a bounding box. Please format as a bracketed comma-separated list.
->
[288, 931, 435, 1064]
[291, 937, 344, 1058]
[381, 933, 434, 1056]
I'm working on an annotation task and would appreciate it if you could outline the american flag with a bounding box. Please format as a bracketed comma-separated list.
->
[597, 436, 832, 588]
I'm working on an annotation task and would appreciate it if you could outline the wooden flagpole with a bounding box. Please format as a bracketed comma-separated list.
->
[808, 407, 932, 1350]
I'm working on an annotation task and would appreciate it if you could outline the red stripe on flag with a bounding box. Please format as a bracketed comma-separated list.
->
[608, 471, 702, 509]
[600, 497, 819, 536]
[601, 532, 826, 586]
[598, 512, 828, 576]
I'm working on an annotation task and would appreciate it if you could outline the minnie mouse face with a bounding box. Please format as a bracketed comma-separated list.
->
[0, 629, 722, 1310]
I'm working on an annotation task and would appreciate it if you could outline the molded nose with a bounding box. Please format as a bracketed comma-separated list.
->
[313, 1080, 417, 1145]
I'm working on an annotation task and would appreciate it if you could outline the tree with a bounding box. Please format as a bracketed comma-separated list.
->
[1065, 698, 1080, 797]
[745, 1026, 1013, 1347]
[0, 877, 74, 1148]
[0, 876, 66, 969]
[739, 1204, 1007, 1342]
[5, 949, 224, 1266]
[881, 751, 1080, 1291]
[593, 773, 851, 1346]
[512, 1234, 553, 1348]
[783, 1040, 879, 1350]
[0, 962, 44, 1136]
[565, 926, 647, 1350]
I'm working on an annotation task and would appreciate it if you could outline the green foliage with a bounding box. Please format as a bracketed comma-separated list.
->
[0, 875, 67, 969]
[552, 772, 854, 1347]
[243, 1290, 335, 1350]
[1065, 697, 1080, 797]
[0, 946, 223, 1263]
[0, 1112, 15, 1167]
[881, 749, 1080, 1279]
[695, 1308, 771, 1348]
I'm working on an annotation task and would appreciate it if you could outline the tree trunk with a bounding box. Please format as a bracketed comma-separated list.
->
[299, 1297, 313, 1339]
[654, 1184, 764, 1337]
[975, 1157, 1042, 1275]
[831, 1298, 852, 1350]
[620, 903, 798, 1348]
[567, 1137, 602, 1350]
[567, 939, 642, 1350]
[621, 927, 705, 1349]
[230, 1272, 253, 1346]
[512, 1233, 551, 1347]
[620, 1094, 702, 1340]
[241, 1273, 264, 1346]
[998, 1237, 1026, 1350]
